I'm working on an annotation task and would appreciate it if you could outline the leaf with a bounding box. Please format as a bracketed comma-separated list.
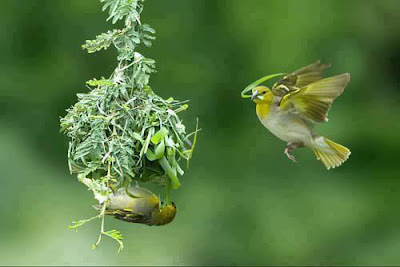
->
[68, 215, 100, 231]
[146, 140, 165, 161]
[176, 162, 184, 176]
[158, 156, 180, 189]
[140, 127, 154, 157]
[145, 148, 156, 161]
[132, 132, 144, 143]
[103, 230, 124, 253]
[154, 140, 165, 159]
[151, 128, 169, 144]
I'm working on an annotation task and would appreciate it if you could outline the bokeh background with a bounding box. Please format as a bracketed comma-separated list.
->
[1, 0, 400, 265]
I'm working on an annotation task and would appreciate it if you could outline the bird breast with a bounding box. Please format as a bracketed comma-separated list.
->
[258, 104, 313, 144]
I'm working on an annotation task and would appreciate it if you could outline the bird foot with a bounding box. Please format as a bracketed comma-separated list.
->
[284, 147, 297, 163]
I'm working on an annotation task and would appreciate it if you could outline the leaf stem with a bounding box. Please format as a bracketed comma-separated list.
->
[241, 73, 286, 98]
[93, 160, 112, 249]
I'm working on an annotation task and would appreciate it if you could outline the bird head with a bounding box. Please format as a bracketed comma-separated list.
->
[251, 86, 272, 103]
[150, 202, 177, 226]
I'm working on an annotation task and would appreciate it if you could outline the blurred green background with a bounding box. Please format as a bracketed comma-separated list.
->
[1, 0, 400, 265]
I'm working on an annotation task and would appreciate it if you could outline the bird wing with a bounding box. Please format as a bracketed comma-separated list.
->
[95, 204, 146, 220]
[279, 73, 350, 123]
[106, 187, 159, 214]
[112, 209, 149, 223]
[272, 60, 332, 96]
[126, 186, 157, 198]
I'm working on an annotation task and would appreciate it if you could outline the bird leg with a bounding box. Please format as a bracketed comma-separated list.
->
[284, 142, 304, 163]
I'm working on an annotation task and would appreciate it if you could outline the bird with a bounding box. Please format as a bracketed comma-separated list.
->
[250, 61, 351, 169]
[95, 186, 177, 226]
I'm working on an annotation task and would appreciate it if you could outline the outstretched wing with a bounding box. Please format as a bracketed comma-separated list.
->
[279, 73, 350, 123]
[272, 60, 331, 96]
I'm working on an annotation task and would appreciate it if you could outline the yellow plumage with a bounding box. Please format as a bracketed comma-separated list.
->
[94, 187, 177, 226]
[313, 137, 351, 170]
[250, 61, 351, 169]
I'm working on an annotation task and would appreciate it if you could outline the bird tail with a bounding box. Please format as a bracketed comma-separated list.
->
[312, 136, 350, 170]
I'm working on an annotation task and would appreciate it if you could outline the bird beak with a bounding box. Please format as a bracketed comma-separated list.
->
[251, 90, 259, 101]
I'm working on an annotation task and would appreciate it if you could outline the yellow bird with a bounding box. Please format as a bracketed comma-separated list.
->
[96, 186, 177, 226]
[250, 61, 351, 169]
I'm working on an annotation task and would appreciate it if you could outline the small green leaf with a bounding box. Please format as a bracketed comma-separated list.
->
[154, 140, 165, 159]
[132, 132, 144, 143]
[176, 162, 184, 176]
[146, 148, 157, 161]
[174, 104, 189, 113]
[146, 140, 165, 161]
[158, 156, 180, 189]
[151, 128, 169, 144]
[164, 135, 175, 148]
[167, 147, 175, 157]
[68, 215, 100, 231]
[140, 127, 154, 157]
[103, 230, 124, 253]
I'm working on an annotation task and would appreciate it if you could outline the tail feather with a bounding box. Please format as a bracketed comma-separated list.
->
[313, 137, 350, 170]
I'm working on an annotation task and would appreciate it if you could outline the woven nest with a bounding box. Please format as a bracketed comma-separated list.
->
[60, 82, 197, 190]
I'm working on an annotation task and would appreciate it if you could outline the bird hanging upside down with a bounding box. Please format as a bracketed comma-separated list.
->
[95, 186, 177, 226]
[250, 61, 351, 169]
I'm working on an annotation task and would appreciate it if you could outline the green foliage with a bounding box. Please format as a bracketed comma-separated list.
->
[101, 230, 124, 252]
[60, 0, 198, 252]
[101, 0, 143, 25]
[68, 215, 101, 230]
[82, 0, 156, 58]
[60, 82, 195, 189]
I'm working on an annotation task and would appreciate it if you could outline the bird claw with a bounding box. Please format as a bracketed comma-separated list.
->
[284, 148, 297, 163]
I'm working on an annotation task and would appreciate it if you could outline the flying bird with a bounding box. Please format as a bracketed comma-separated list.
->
[249, 61, 351, 169]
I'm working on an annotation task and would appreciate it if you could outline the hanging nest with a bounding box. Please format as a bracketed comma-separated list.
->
[61, 0, 198, 251]
[60, 79, 197, 191]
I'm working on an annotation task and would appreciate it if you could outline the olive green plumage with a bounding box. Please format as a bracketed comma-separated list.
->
[95, 187, 177, 226]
